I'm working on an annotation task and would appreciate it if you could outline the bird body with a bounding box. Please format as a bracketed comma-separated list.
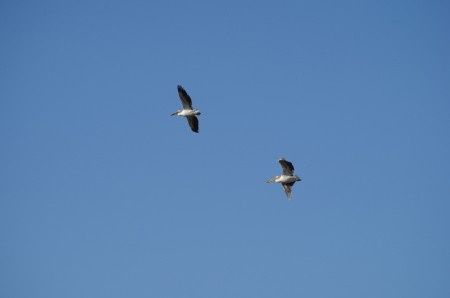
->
[271, 174, 300, 184]
[172, 109, 201, 117]
[171, 85, 201, 133]
[267, 158, 302, 199]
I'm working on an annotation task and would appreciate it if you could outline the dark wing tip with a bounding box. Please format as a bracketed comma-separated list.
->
[287, 161, 295, 172]
[187, 116, 199, 133]
[177, 85, 193, 109]
[282, 183, 293, 198]
[278, 158, 295, 173]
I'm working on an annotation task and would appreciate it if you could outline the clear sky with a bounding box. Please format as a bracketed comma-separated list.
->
[1, 1, 449, 297]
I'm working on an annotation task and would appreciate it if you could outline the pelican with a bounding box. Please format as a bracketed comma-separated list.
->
[171, 85, 201, 133]
[267, 158, 302, 199]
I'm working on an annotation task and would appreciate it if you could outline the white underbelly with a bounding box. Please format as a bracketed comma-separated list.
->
[276, 175, 296, 183]
[179, 109, 196, 116]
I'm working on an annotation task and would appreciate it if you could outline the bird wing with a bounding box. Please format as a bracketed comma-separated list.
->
[282, 182, 295, 199]
[279, 159, 295, 176]
[186, 115, 199, 133]
[177, 85, 193, 109]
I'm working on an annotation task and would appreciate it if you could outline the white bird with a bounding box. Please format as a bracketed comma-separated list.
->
[171, 85, 201, 133]
[267, 158, 302, 199]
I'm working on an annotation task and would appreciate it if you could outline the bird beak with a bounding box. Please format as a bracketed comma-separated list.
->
[170, 112, 177, 116]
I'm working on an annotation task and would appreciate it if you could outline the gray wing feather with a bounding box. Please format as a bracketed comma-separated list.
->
[282, 182, 294, 199]
[177, 85, 193, 109]
[279, 159, 295, 176]
[186, 116, 199, 133]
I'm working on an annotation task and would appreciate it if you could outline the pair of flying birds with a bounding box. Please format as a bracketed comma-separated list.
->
[172, 85, 302, 199]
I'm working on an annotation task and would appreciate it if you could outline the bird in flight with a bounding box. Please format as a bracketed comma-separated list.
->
[267, 158, 302, 199]
[171, 85, 201, 133]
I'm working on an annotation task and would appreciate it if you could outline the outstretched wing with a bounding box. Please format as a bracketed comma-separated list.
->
[282, 182, 295, 199]
[279, 159, 295, 176]
[186, 115, 199, 133]
[177, 85, 193, 109]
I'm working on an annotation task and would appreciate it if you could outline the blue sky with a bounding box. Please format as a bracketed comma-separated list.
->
[1, 1, 449, 297]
